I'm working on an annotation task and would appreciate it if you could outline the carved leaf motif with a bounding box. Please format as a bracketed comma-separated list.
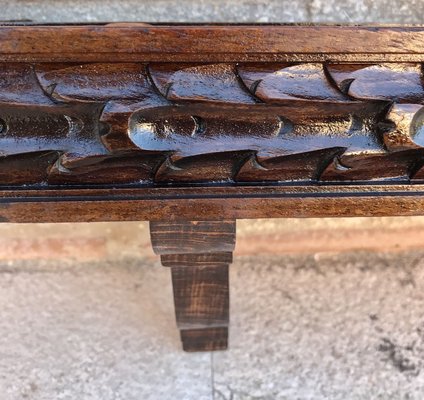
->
[0, 62, 423, 185]
[149, 64, 256, 104]
[327, 64, 424, 102]
[36, 63, 149, 102]
[238, 63, 350, 102]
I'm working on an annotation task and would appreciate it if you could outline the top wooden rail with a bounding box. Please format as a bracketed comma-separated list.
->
[1, 24, 424, 62]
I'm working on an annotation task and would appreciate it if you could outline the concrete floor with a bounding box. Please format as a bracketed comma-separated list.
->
[2, 251, 424, 399]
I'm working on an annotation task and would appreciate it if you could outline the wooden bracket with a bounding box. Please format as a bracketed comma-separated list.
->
[150, 220, 235, 351]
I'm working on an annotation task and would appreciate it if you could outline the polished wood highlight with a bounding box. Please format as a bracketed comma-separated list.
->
[0, 61, 424, 185]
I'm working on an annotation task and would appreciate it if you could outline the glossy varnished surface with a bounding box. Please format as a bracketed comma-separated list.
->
[0, 61, 424, 185]
[0, 24, 423, 221]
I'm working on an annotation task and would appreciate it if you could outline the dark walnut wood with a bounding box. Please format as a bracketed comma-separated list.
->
[1, 24, 424, 350]
[150, 220, 235, 351]
[1, 61, 424, 185]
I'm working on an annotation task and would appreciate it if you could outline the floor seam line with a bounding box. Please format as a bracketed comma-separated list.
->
[211, 352, 215, 400]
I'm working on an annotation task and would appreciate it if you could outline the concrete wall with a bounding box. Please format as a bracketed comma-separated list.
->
[1, 0, 423, 23]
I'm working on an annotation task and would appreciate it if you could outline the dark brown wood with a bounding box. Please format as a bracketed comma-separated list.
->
[150, 220, 235, 351]
[0, 59, 423, 186]
[1, 25, 424, 63]
[2, 24, 424, 351]
[1, 184, 424, 223]
[0, 25, 423, 188]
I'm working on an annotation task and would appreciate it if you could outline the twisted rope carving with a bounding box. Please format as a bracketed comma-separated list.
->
[0, 62, 423, 185]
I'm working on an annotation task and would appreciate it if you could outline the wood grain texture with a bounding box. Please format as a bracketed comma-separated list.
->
[150, 221, 236, 254]
[1, 25, 424, 63]
[170, 265, 229, 329]
[161, 253, 233, 267]
[2, 184, 424, 222]
[150, 220, 235, 351]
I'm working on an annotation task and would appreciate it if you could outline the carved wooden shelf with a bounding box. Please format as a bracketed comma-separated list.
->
[1, 23, 424, 350]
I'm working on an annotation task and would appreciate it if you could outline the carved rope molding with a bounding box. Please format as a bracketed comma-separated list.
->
[1, 61, 424, 186]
